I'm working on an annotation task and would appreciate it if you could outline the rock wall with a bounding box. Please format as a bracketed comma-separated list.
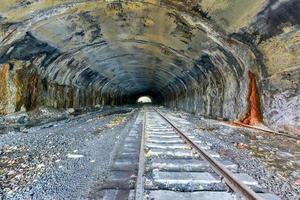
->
[0, 0, 299, 135]
[0, 64, 9, 114]
[0, 62, 113, 115]
[0, 63, 21, 115]
[259, 29, 300, 134]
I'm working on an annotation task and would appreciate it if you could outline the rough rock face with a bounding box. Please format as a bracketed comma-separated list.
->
[0, 63, 9, 114]
[259, 29, 300, 134]
[0, 0, 299, 134]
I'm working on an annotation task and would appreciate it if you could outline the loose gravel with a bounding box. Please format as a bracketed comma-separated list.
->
[0, 107, 137, 200]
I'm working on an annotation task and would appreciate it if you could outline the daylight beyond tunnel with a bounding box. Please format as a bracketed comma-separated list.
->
[0, 0, 299, 135]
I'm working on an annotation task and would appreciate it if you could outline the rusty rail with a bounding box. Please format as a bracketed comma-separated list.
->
[228, 121, 300, 141]
[135, 109, 146, 200]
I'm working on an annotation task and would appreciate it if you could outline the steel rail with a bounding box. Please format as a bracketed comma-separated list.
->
[228, 121, 300, 141]
[154, 108, 263, 200]
[135, 109, 147, 200]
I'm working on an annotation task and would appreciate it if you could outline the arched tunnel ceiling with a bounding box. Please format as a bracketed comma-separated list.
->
[0, 1, 299, 124]
[1, 1, 218, 100]
[0, 0, 267, 101]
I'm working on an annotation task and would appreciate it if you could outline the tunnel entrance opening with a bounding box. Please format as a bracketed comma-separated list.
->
[137, 96, 152, 104]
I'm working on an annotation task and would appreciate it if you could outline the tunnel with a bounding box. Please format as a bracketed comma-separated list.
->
[0, 0, 299, 133]
[0, 1, 299, 199]
[137, 96, 152, 104]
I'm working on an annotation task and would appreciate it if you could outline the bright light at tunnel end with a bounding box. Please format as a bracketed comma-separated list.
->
[137, 96, 152, 104]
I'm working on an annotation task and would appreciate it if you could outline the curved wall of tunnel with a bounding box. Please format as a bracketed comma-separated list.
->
[0, 0, 299, 135]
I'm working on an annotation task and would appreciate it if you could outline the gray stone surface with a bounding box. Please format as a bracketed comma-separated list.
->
[152, 171, 220, 184]
[148, 158, 210, 172]
[147, 138, 182, 143]
[146, 143, 189, 149]
[148, 134, 180, 139]
[146, 149, 195, 158]
[147, 190, 234, 200]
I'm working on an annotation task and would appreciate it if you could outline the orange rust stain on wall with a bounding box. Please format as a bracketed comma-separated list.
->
[0, 64, 9, 115]
[27, 74, 39, 110]
[240, 71, 262, 125]
[14, 71, 23, 112]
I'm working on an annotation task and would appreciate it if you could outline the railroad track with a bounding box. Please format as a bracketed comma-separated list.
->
[98, 108, 280, 200]
[134, 108, 280, 200]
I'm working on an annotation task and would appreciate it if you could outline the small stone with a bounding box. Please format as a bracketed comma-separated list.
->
[249, 135, 257, 140]
[67, 108, 75, 114]
[276, 151, 294, 158]
[17, 116, 29, 124]
[95, 104, 102, 108]
[4, 188, 11, 192]
[67, 153, 84, 158]
[7, 170, 16, 176]
[294, 180, 300, 187]
[14, 174, 23, 179]
[294, 160, 300, 166]
[291, 171, 300, 179]
[256, 135, 264, 140]
[37, 164, 45, 168]
[258, 147, 264, 151]
[20, 127, 29, 133]
[234, 142, 248, 149]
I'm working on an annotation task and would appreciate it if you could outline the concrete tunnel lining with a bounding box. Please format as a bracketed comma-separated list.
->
[0, 1, 232, 107]
[0, 0, 299, 134]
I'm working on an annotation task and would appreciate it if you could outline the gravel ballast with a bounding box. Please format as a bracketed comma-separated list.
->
[0, 107, 137, 199]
